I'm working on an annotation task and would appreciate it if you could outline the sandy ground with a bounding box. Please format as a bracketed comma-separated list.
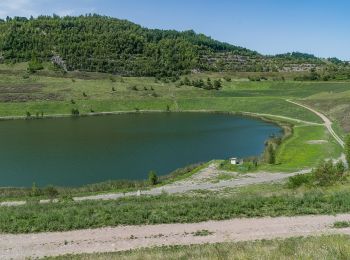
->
[1, 214, 350, 259]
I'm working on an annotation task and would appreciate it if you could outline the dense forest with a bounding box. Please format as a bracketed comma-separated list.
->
[0, 14, 348, 77]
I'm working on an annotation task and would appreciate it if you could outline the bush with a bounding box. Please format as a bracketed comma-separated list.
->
[148, 171, 158, 185]
[28, 59, 44, 73]
[287, 174, 313, 189]
[44, 186, 59, 199]
[313, 160, 346, 186]
[71, 108, 80, 116]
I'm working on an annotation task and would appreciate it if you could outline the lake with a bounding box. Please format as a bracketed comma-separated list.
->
[0, 113, 282, 187]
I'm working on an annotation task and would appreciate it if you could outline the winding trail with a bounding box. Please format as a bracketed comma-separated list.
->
[286, 100, 345, 147]
[1, 214, 350, 259]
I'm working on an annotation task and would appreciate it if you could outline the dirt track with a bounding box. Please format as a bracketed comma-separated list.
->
[1, 214, 350, 259]
[287, 100, 345, 147]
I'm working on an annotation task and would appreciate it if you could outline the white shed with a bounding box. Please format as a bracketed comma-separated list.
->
[230, 157, 243, 165]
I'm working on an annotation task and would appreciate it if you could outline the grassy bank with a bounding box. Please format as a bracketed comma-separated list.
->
[1, 182, 350, 233]
[51, 235, 350, 260]
[263, 125, 342, 172]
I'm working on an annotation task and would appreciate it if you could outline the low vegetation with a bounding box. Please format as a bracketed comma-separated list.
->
[333, 221, 350, 229]
[2, 186, 350, 233]
[50, 235, 350, 260]
[287, 160, 347, 188]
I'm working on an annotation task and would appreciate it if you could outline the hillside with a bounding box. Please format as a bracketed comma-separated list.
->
[0, 14, 348, 77]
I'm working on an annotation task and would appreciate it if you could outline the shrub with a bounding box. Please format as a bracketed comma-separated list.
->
[28, 59, 44, 73]
[148, 171, 158, 185]
[71, 108, 80, 116]
[287, 174, 313, 189]
[44, 186, 59, 199]
[31, 182, 41, 197]
[333, 221, 350, 228]
[314, 160, 346, 186]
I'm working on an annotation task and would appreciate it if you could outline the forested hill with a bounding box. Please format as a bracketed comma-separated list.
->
[0, 15, 346, 76]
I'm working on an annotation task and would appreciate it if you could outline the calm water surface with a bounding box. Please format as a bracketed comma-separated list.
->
[0, 113, 282, 187]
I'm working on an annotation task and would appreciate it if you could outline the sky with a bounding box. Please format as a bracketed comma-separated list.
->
[0, 0, 349, 60]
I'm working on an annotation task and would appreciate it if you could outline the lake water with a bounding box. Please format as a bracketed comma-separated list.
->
[0, 113, 282, 187]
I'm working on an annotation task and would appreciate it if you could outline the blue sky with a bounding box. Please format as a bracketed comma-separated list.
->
[1, 0, 349, 60]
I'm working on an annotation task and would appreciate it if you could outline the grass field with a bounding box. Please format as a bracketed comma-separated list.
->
[51, 235, 350, 260]
[0, 63, 344, 124]
[263, 125, 342, 172]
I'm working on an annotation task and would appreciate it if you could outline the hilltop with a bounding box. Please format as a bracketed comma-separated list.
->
[0, 14, 348, 78]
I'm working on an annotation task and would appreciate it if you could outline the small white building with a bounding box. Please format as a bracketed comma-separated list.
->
[230, 157, 243, 165]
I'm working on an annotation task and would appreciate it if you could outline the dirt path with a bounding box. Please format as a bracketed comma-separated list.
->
[75, 167, 308, 202]
[286, 100, 345, 147]
[1, 165, 309, 206]
[1, 214, 350, 259]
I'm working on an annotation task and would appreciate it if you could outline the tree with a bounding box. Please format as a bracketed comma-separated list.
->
[31, 182, 41, 196]
[183, 77, 191, 86]
[213, 80, 222, 90]
[148, 171, 158, 185]
[335, 161, 346, 178]
[71, 108, 80, 116]
[206, 78, 213, 89]
[345, 134, 350, 167]
[266, 143, 276, 164]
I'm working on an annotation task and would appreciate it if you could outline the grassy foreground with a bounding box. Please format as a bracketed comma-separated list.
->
[1, 181, 350, 233]
[50, 235, 350, 260]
